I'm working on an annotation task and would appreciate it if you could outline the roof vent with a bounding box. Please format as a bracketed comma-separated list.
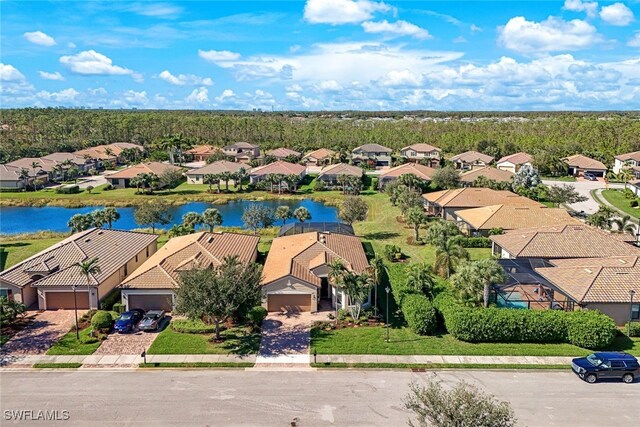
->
[584, 268, 592, 274]
[319, 234, 326, 244]
[97, 230, 104, 235]
[618, 258, 627, 264]
[207, 236, 214, 243]
[84, 238, 91, 243]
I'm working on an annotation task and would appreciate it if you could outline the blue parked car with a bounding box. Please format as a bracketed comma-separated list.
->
[572, 352, 639, 384]
[114, 309, 145, 333]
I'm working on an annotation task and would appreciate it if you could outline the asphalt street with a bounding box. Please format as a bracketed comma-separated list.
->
[1, 369, 639, 426]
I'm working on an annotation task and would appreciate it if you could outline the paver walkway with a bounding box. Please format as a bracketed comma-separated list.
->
[83, 330, 161, 368]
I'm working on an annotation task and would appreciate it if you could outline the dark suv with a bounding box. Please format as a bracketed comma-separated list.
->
[572, 352, 639, 384]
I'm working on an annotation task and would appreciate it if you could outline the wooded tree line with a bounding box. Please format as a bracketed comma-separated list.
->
[1, 109, 639, 163]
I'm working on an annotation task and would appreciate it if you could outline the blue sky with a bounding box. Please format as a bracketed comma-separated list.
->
[1, 0, 639, 110]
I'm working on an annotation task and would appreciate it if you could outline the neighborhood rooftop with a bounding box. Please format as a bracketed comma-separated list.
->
[400, 143, 441, 153]
[249, 160, 305, 176]
[614, 151, 640, 162]
[379, 163, 437, 180]
[455, 204, 580, 231]
[352, 143, 392, 153]
[302, 148, 335, 160]
[105, 162, 183, 179]
[424, 187, 541, 208]
[497, 152, 533, 165]
[459, 166, 514, 183]
[449, 150, 494, 163]
[318, 163, 363, 177]
[563, 154, 607, 170]
[185, 160, 246, 176]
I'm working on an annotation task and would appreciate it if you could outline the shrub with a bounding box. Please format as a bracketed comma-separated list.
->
[112, 302, 125, 314]
[170, 319, 218, 334]
[313, 180, 327, 191]
[103, 183, 114, 191]
[402, 294, 437, 335]
[247, 306, 268, 327]
[383, 244, 403, 262]
[626, 322, 640, 337]
[55, 185, 80, 194]
[99, 289, 121, 311]
[90, 310, 114, 331]
[448, 235, 492, 248]
[630, 199, 639, 208]
[566, 310, 617, 349]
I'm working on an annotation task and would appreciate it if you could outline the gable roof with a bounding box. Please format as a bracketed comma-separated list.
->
[563, 154, 607, 170]
[379, 163, 437, 180]
[303, 148, 335, 161]
[0, 164, 28, 181]
[185, 160, 246, 176]
[249, 160, 305, 176]
[185, 145, 221, 156]
[318, 163, 363, 177]
[459, 166, 514, 183]
[75, 143, 143, 160]
[262, 232, 369, 287]
[497, 152, 533, 165]
[401, 143, 441, 153]
[449, 151, 494, 164]
[6, 157, 59, 173]
[105, 162, 183, 179]
[120, 232, 259, 289]
[352, 143, 392, 153]
[42, 152, 89, 166]
[455, 204, 580, 231]
[224, 141, 259, 150]
[266, 147, 301, 158]
[423, 187, 540, 209]
[614, 151, 640, 162]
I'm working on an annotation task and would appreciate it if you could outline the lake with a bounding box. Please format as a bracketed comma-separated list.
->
[0, 199, 338, 234]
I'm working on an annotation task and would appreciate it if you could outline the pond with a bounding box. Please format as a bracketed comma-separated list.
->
[0, 199, 339, 234]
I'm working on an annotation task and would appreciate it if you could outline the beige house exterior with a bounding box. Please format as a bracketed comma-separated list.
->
[317, 163, 363, 186]
[223, 142, 261, 163]
[459, 166, 514, 186]
[249, 160, 306, 184]
[185, 145, 221, 162]
[400, 143, 441, 167]
[378, 163, 437, 188]
[302, 148, 336, 166]
[496, 152, 533, 173]
[449, 151, 494, 170]
[105, 162, 184, 189]
[563, 154, 607, 177]
[185, 160, 246, 185]
[351, 143, 392, 168]
[613, 151, 640, 179]
[0, 164, 34, 189]
[266, 147, 301, 160]
[75, 142, 144, 165]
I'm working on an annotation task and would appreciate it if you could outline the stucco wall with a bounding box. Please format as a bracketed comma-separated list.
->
[0, 282, 37, 307]
[584, 302, 634, 326]
[262, 276, 318, 312]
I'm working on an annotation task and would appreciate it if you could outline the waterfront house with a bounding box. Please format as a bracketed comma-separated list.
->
[185, 160, 246, 185]
[378, 163, 437, 188]
[104, 162, 184, 189]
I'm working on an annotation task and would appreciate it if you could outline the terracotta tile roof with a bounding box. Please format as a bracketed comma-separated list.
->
[380, 163, 437, 180]
[423, 188, 541, 208]
[185, 160, 246, 176]
[401, 143, 441, 153]
[0, 164, 26, 181]
[75, 143, 143, 160]
[535, 256, 640, 303]
[0, 228, 157, 289]
[42, 152, 90, 167]
[120, 232, 259, 289]
[352, 143, 392, 153]
[185, 145, 221, 156]
[105, 162, 183, 179]
[563, 154, 607, 170]
[266, 148, 301, 158]
[614, 151, 640, 162]
[497, 152, 533, 165]
[6, 157, 59, 173]
[449, 151, 494, 164]
[224, 141, 259, 150]
[455, 204, 580, 231]
[318, 163, 363, 178]
[490, 224, 640, 259]
[303, 148, 335, 161]
[459, 166, 514, 183]
[249, 160, 305, 177]
[262, 232, 369, 287]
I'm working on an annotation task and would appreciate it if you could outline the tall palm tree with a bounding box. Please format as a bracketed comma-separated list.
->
[469, 259, 506, 308]
[405, 263, 435, 300]
[19, 168, 30, 191]
[328, 259, 346, 316]
[75, 257, 101, 321]
[609, 215, 638, 236]
[434, 239, 469, 278]
[101, 207, 120, 229]
[236, 167, 247, 191]
[368, 255, 386, 316]
[220, 171, 232, 192]
[204, 173, 217, 193]
[30, 161, 40, 190]
[340, 271, 373, 320]
[202, 208, 223, 232]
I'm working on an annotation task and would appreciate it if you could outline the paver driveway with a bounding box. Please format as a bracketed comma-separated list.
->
[93, 330, 159, 355]
[0, 310, 80, 356]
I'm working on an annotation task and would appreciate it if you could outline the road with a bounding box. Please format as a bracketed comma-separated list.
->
[542, 179, 624, 214]
[1, 370, 638, 426]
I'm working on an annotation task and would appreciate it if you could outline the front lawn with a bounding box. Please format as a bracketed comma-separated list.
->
[0, 236, 66, 268]
[600, 189, 640, 218]
[47, 327, 102, 355]
[147, 326, 260, 355]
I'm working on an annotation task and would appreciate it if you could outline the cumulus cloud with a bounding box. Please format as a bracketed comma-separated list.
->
[23, 31, 57, 47]
[563, 0, 598, 18]
[122, 90, 148, 105]
[303, 0, 391, 25]
[60, 50, 142, 81]
[0, 63, 26, 81]
[600, 3, 634, 26]
[315, 80, 344, 92]
[39, 71, 65, 81]
[37, 88, 80, 103]
[198, 49, 241, 63]
[378, 69, 423, 87]
[628, 32, 640, 48]
[185, 87, 209, 104]
[158, 70, 213, 86]
[498, 16, 601, 53]
[362, 20, 431, 39]
[215, 89, 236, 103]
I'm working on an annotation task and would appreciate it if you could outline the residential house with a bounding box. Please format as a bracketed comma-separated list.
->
[351, 143, 392, 168]
[626, 179, 640, 197]
[0, 164, 34, 189]
[302, 148, 336, 166]
[317, 163, 363, 187]
[104, 162, 183, 189]
[222, 142, 261, 163]
[496, 152, 533, 173]
[613, 151, 640, 179]
[75, 142, 144, 166]
[184, 145, 221, 162]
[261, 232, 370, 312]
[454, 204, 580, 236]
[423, 187, 541, 220]
[185, 160, 246, 185]
[449, 151, 494, 170]
[6, 157, 57, 183]
[400, 143, 441, 167]
[563, 154, 607, 177]
[378, 163, 437, 188]
[119, 232, 259, 311]
[459, 166, 514, 187]
[0, 228, 157, 310]
[266, 147, 301, 160]
[249, 160, 306, 185]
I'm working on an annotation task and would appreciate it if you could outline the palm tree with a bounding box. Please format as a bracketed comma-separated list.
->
[340, 271, 373, 320]
[609, 215, 638, 236]
[19, 168, 30, 191]
[275, 206, 292, 225]
[405, 263, 435, 300]
[265, 174, 277, 193]
[434, 239, 469, 278]
[285, 174, 299, 193]
[236, 167, 247, 191]
[455, 259, 506, 308]
[129, 176, 142, 194]
[202, 208, 223, 232]
[294, 207, 311, 222]
[75, 257, 101, 330]
[328, 260, 347, 316]
[30, 161, 40, 190]
[182, 212, 203, 230]
[368, 255, 385, 316]
[101, 207, 120, 229]
[220, 171, 232, 192]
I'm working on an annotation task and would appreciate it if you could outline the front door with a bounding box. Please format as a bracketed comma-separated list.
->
[320, 278, 330, 299]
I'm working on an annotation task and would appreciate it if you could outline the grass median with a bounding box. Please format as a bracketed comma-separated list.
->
[33, 363, 83, 369]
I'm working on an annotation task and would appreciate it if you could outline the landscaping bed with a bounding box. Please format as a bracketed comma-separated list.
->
[33, 363, 83, 369]
[46, 327, 103, 355]
[139, 362, 254, 368]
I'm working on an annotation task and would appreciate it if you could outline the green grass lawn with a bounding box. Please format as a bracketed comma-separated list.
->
[0, 237, 66, 268]
[33, 363, 83, 369]
[47, 328, 102, 355]
[147, 326, 261, 355]
[541, 176, 576, 182]
[600, 189, 640, 218]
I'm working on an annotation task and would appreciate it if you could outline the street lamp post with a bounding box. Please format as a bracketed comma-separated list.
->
[72, 284, 79, 340]
[629, 289, 636, 337]
[385, 286, 390, 343]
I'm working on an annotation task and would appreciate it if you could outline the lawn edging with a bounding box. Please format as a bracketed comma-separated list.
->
[139, 362, 253, 369]
[311, 362, 569, 370]
[32, 363, 83, 369]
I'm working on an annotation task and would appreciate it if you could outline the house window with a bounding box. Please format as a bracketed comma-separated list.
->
[112, 178, 120, 185]
[0, 289, 13, 300]
[632, 303, 639, 320]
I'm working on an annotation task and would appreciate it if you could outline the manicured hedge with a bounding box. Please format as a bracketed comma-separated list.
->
[170, 319, 217, 334]
[55, 185, 80, 194]
[247, 306, 268, 327]
[566, 311, 617, 349]
[90, 310, 114, 331]
[402, 294, 437, 335]
[448, 235, 492, 248]
[626, 322, 640, 337]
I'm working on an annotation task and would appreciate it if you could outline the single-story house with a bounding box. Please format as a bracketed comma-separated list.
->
[261, 232, 370, 312]
[423, 187, 541, 220]
[75, 142, 144, 166]
[266, 147, 301, 160]
[351, 143, 392, 168]
[119, 232, 259, 311]
[0, 228, 157, 310]
[317, 163, 363, 186]
[42, 152, 94, 173]
[223, 142, 261, 163]
[249, 160, 306, 185]
[378, 163, 437, 188]
[0, 164, 35, 189]
[302, 148, 336, 166]
[449, 151, 494, 170]
[459, 166, 514, 187]
[454, 204, 580, 236]
[496, 152, 533, 173]
[613, 151, 640, 175]
[400, 143, 441, 167]
[184, 145, 221, 162]
[185, 160, 246, 185]
[6, 157, 57, 183]
[563, 154, 607, 177]
[105, 162, 183, 189]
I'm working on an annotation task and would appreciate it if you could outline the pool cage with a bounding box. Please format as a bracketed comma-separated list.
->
[278, 222, 355, 237]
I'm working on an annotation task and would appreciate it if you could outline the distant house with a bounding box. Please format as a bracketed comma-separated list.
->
[4, 158, 53, 183]
[351, 143, 392, 168]
[266, 147, 301, 160]
[317, 163, 363, 187]
[613, 151, 640, 179]
[0, 164, 34, 189]
[185, 160, 246, 185]
[184, 145, 221, 162]
[104, 162, 183, 189]
[42, 152, 95, 173]
[400, 143, 441, 167]
[449, 151, 494, 170]
[496, 152, 533, 173]
[223, 142, 261, 163]
[302, 148, 336, 166]
[75, 142, 144, 166]
[119, 232, 259, 311]
[563, 154, 607, 177]
[378, 163, 437, 188]
[459, 166, 514, 187]
[249, 160, 306, 185]
[0, 228, 158, 310]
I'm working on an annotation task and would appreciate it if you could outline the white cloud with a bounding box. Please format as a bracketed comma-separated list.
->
[37, 88, 80, 103]
[158, 70, 213, 86]
[122, 90, 148, 105]
[0, 63, 26, 81]
[23, 31, 57, 47]
[453, 36, 467, 44]
[378, 70, 423, 87]
[39, 71, 65, 81]
[563, 0, 599, 18]
[67, 42, 77, 49]
[125, 2, 183, 18]
[362, 20, 431, 39]
[303, 0, 391, 25]
[185, 87, 209, 104]
[470, 24, 482, 32]
[600, 3, 634, 26]
[215, 89, 236, 102]
[198, 49, 242, 63]
[60, 50, 142, 81]
[498, 16, 601, 53]
[315, 80, 344, 92]
[88, 87, 108, 96]
[628, 32, 640, 48]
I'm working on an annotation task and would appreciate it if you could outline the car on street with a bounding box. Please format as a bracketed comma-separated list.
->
[138, 310, 166, 332]
[583, 172, 597, 181]
[114, 309, 145, 333]
[572, 352, 639, 383]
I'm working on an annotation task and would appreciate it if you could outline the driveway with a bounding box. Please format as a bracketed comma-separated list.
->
[0, 310, 79, 357]
[76, 174, 107, 189]
[543, 179, 624, 214]
[93, 330, 159, 356]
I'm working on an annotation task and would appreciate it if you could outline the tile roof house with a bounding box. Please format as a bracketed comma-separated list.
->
[266, 147, 301, 160]
[302, 148, 336, 166]
[0, 164, 35, 189]
[626, 179, 640, 197]
[5, 157, 57, 183]
[42, 152, 95, 172]
[249, 160, 306, 185]
[563, 154, 607, 177]
[351, 143, 392, 168]
[185, 160, 246, 185]
[261, 232, 369, 312]
[222, 142, 261, 163]
[613, 151, 640, 179]
[455, 204, 580, 236]
[449, 151, 494, 170]
[496, 152, 533, 173]
[459, 166, 514, 186]
[317, 163, 363, 186]
[119, 232, 259, 311]
[400, 143, 441, 167]
[75, 142, 144, 165]
[0, 228, 158, 310]
[184, 145, 221, 162]
[378, 163, 437, 188]
[105, 162, 184, 189]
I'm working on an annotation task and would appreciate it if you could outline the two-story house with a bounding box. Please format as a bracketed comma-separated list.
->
[613, 151, 640, 179]
[223, 142, 261, 163]
[399, 144, 442, 167]
[351, 143, 392, 168]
